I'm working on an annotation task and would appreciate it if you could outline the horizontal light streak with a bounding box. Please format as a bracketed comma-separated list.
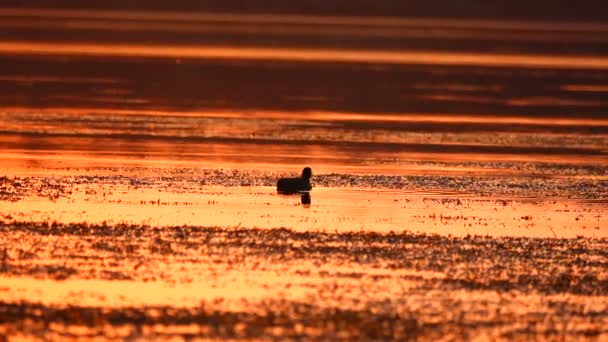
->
[2, 106, 607, 127]
[561, 84, 608, 93]
[2, 41, 608, 70]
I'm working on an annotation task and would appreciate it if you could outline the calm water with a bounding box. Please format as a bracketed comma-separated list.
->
[1, 9, 607, 173]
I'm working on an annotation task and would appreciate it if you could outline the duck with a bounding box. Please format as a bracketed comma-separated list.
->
[277, 167, 312, 194]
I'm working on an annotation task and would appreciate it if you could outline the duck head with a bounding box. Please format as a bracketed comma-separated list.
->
[302, 167, 312, 179]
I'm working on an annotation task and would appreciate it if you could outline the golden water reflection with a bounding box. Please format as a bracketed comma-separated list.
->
[3, 41, 608, 69]
[2, 186, 605, 238]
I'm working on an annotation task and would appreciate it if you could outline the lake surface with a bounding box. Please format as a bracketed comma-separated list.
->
[0, 7, 607, 340]
[1, 8, 607, 174]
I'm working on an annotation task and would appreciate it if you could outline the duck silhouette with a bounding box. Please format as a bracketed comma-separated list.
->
[277, 167, 312, 194]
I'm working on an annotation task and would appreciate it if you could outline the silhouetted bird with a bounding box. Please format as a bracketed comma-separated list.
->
[277, 167, 312, 194]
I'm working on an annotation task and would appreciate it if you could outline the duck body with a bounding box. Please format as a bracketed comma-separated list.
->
[277, 167, 312, 194]
[277, 178, 311, 194]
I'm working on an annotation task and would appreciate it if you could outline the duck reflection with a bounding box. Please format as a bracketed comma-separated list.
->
[301, 191, 311, 207]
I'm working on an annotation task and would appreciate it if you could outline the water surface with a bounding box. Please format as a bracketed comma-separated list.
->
[0, 6, 607, 341]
